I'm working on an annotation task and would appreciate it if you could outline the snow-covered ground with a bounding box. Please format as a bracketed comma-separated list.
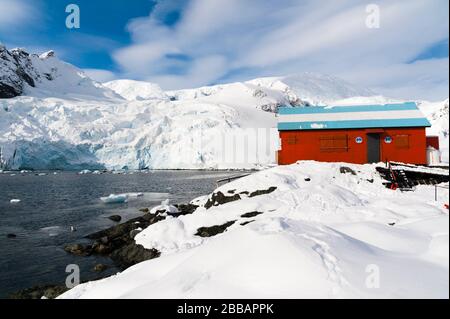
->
[1, 47, 448, 170]
[59, 161, 449, 299]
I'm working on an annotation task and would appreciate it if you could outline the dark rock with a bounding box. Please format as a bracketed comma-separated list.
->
[64, 243, 91, 256]
[7, 233, 17, 238]
[366, 179, 374, 183]
[108, 215, 122, 222]
[340, 167, 357, 175]
[76, 213, 165, 269]
[92, 243, 112, 255]
[0, 83, 20, 98]
[204, 187, 277, 209]
[304, 178, 311, 182]
[173, 203, 198, 216]
[195, 221, 236, 237]
[86, 213, 164, 241]
[249, 186, 277, 197]
[204, 192, 241, 209]
[240, 220, 255, 226]
[9, 285, 68, 299]
[139, 208, 149, 213]
[227, 189, 236, 194]
[240, 211, 263, 218]
[388, 222, 396, 226]
[93, 264, 108, 272]
[129, 229, 142, 239]
[110, 244, 160, 270]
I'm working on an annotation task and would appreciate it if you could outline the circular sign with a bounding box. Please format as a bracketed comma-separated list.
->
[355, 136, 363, 144]
[384, 136, 392, 144]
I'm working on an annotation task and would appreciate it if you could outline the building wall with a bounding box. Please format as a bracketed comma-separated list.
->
[278, 127, 427, 165]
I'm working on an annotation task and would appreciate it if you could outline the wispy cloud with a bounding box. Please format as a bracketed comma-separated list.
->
[83, 68, 117, 82]
[111, 0, 448, 100]
[0, 0, 40, 31]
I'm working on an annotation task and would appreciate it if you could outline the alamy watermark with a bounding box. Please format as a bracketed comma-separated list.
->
[65, 264, 80, 288]
[365, 264, 380, 289]
[365, 4, 380, 29]
[65, 4, 80, 29]
[176, 127, 279, 167]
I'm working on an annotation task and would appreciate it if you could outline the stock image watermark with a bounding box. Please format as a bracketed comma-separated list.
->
[366, 4, 380, 29]
[65, 264, 80, 289]
[365, 264, 380, 289]
[177, 127, 279, 166]
[65, 4, 80, 29]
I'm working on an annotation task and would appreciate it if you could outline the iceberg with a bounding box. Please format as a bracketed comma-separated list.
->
[100, 194, 128, 204]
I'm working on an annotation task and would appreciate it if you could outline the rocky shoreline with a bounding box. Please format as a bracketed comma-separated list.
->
[10, 183, 277, 299]
[8, 203, 198, 299]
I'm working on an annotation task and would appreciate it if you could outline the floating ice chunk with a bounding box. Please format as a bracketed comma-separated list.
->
[78, 169, 92, 175]
[127, 192, 144, 197]
[92, 170, 101, 174]
[40, 226, 62, 237]
[10, 199, 21, 204]
[100, 194, 128, 204]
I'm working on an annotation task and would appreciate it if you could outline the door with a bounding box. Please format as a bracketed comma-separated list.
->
[366, 133, 380, 163]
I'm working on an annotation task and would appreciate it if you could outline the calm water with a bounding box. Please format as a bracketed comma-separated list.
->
[0, 170, 236, 298]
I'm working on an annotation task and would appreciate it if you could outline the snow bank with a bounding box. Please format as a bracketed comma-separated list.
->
[60, 162, 449, 299]
[150, 199, 180, 215]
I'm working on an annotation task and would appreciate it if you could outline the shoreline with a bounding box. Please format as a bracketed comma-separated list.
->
[8, 202, 199, 299]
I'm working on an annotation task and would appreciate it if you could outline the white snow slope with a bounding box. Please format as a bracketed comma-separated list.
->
[60, 161, 449, 299]
[0, 47, 448, 169]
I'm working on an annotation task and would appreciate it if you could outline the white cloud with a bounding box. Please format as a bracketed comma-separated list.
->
[148, 55, 228, 89]
[0, 0, 39, 30]
[83, 69, 117, 83]
[112, 0, 449, 100]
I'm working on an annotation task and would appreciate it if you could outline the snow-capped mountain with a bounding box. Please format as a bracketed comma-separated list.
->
[248, 73, 376, 106]
[0, 45, 119, 100]
[0, 46, 448, 170]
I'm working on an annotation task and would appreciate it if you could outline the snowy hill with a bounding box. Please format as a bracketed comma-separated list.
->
[0, 46, 448, 170]
[248, 73, 376, 106]
[59, 162, 449, 298]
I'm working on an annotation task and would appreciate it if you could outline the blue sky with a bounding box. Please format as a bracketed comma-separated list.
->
[0, 0, 448, 100]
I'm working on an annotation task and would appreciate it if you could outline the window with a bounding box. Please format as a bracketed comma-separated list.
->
[320, 135, 348, 152]
[395, 135, 409, 149]
[286, 136, 299, 145]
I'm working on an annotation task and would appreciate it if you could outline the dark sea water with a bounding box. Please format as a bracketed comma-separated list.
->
[0, 170, 236, 298]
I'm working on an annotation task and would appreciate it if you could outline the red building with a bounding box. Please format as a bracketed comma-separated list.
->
[277, 102, 432, 165]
